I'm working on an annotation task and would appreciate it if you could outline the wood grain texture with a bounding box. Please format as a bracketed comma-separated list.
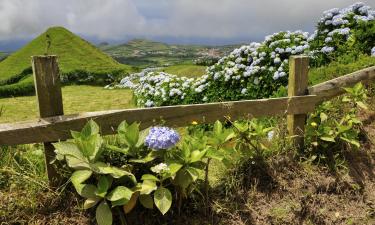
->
[0, 95, 318, 146]
[308, 66, 375, 102]
[32, 55, 64, 187]
[287, 56, 309, 149]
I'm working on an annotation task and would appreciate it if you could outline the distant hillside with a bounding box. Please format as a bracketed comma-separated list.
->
[0, 27, 134, 97]
[100, 39, 242, 68]
[0, 52, 8, 62]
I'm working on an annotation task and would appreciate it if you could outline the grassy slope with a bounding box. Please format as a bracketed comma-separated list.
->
[0, 27, 134, 85]
[0, 86, 134, 123]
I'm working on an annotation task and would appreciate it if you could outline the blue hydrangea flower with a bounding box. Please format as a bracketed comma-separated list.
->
[371, 47, 375, 57]
[145, 127, 180, 150]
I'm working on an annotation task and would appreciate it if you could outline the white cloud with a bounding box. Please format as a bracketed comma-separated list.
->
[0, 0, 374, 42]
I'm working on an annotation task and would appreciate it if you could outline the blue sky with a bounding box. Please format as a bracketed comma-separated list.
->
[0, 0, 374, 50]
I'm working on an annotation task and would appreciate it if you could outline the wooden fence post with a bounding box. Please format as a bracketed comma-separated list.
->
[287, 55, 309, 149]
[32, 55, 64, 188]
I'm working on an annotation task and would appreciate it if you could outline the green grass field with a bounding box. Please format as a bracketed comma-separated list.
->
[0, 86, 134, 123]
[159, 64, 206, 77]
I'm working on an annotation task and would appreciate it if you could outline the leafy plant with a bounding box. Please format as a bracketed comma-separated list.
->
[305, 83, 369, 169]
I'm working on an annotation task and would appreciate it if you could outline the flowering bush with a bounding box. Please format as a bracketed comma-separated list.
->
[309, 2, 375, 65]
[133, 31, 310, 107]
[120, 2, 375, 107]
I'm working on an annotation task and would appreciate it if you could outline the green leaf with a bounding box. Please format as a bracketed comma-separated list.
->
[96, 201, 112, 225]
[139, 194, 154, 209]
[136, 128, 150, 148]
[81, 184, 98, 198]
[75, 134, 103, 161]
[168, 163, 183, 175]
[340, 137, 360, 148]
[140, 180, 157, 195]
[71, 170, 93, 193]
[53, 142, 86, 161]
[118, 121, 140, 147]
[213, 120, 223, 135]
[320, 136, 336, 143]
[356, 101, 368, 110]
[173, 169, 193, 189]
[206, 148, 224, 161]
[65, 156, 90, 169]
[141, 174, 160, 182]
[91, 162, 137, 182]
[154, 187, 172, 215]
[106, 186, 133, 206]
[190, 149, 207, 163]
[96, 176, 112, 198]
[186, 167, 200, 181]
[81, 120, 100, 138]
[83, 197, 101, 209]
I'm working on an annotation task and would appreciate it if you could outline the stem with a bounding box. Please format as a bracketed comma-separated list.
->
[117, 207, 128, 225]
[205, 158, 212, 216]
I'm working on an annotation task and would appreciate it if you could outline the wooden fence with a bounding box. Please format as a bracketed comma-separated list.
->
[0, 55, 374, 187]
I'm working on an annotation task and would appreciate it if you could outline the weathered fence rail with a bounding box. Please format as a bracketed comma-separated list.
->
[0, 55, 374, 186]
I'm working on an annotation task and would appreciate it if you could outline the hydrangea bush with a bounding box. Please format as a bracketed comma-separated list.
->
[120, 2, 375, 107]
[309, 2, 375, 65]
[134, 31, 310, 107]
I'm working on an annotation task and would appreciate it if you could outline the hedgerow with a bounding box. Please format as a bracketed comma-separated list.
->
[128, 2, 375, 107]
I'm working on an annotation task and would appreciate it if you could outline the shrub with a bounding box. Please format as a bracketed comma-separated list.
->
[308, 2, 375, 66]
[304, 83, 368, 169]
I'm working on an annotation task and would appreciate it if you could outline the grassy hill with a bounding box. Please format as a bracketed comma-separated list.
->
[0, 52, 8, 62]
[0, 27, 135, 97]
[101, 39, 241, 68]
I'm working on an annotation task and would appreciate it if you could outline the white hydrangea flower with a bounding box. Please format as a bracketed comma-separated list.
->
[151, 163, 170, 174]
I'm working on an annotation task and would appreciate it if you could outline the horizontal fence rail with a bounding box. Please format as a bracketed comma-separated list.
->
[309, 66, 375, 101]
[0, 95, 318, 146]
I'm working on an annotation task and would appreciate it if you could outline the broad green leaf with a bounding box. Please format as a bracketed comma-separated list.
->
[139, 194, 154, 209]
[140, 180, 157, 195]
[186, 167, 199, 181]
[65, 156, 90, 169]
[206, 148, 224, 161]
[106, 186, 133, 206]
[91, 162, 137, 182]
[173, 169, 193, 189]
[75, 134, 103, 161]
[80, 184, 98, 198]
[53, 142, 86, 161]
[96, 201, 112, 225]
[141, 174, 160, 182]
[96, 176, 112, 198]
[190, 149, 207, 163]
[118, 121, 140, 147]
[340, 137, 360, 148]
[154, 187, 172, 215]
[105, 144, 129, 155]
[136, 128, 150, 148]
[83, 197, 101, 209]
[71, 170, 93, 192]
[168, 163, 183, 175]
[81, 120, 100, 138]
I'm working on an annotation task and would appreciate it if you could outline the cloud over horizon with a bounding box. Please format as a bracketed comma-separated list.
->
[0, 0, 374, 45]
